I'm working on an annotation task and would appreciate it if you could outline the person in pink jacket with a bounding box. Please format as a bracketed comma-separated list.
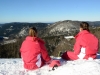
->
[61, 22, 99, 60]
[20, 27, 52, 70]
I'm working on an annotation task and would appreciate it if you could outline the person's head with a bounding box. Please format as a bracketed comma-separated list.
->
[80, 22, 90, 32]
[28, 27, 37, 37]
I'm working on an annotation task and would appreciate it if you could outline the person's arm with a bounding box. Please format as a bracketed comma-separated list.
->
[73, 41, 81, 55]
[40, 42, 51, 62]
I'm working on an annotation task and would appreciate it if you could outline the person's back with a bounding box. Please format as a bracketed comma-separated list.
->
[81, 32, 98, 59]
[20, 27, 51, 70]
[75, 22, 99, 59]
[21, 37, 42, 70]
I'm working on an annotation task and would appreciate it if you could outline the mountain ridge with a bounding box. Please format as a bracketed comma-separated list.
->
[0, 20, 100, 40]
[0, 20, 100, 57]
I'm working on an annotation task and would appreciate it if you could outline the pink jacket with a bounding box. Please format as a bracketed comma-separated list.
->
[74, 30, 98, 59]
[20, 36, 51, 70]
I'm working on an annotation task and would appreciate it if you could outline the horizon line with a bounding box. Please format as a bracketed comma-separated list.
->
[0, 20, 100, 24]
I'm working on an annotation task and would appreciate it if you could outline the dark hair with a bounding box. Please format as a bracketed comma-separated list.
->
[29, 27, 37, 37]
[80, 22, 90, 32]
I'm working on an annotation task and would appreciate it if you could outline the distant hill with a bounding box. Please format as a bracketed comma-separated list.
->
[88, 21, 100, 26]
[0, 22, 49, 38]
[0, 20, 100, 58]
[40, 20, 81, 37]
[0, 21, 100, 38]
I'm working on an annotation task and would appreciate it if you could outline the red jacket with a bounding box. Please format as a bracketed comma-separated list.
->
[74, 30, 98, 59]
[20, 36, 51, 70]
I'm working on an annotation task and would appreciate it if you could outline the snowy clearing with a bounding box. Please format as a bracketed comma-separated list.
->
[0, 54, 100, 75]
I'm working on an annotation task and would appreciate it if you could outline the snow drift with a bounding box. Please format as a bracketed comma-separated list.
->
[0, 54, 100, 75]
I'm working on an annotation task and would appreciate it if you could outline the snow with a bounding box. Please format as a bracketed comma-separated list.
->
[3, 37, 9, 40]
[3, 39, 17, 45]
[64, 36, 74, 39]
[0, 54, 100, 75]
[18, 27, 28, 37]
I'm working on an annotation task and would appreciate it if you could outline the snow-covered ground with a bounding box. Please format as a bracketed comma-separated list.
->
[0, 54, 100, 75]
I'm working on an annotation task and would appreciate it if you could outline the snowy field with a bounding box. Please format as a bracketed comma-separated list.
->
[0, 54, 100, 75]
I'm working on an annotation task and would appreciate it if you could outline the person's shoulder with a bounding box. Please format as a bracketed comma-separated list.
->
[75, 32, 81, 39]
[37, 37, 45, 44]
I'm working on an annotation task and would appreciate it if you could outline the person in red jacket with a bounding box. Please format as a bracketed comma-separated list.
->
[61, 22, 99, 60]
[20, 27, 52, 70]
